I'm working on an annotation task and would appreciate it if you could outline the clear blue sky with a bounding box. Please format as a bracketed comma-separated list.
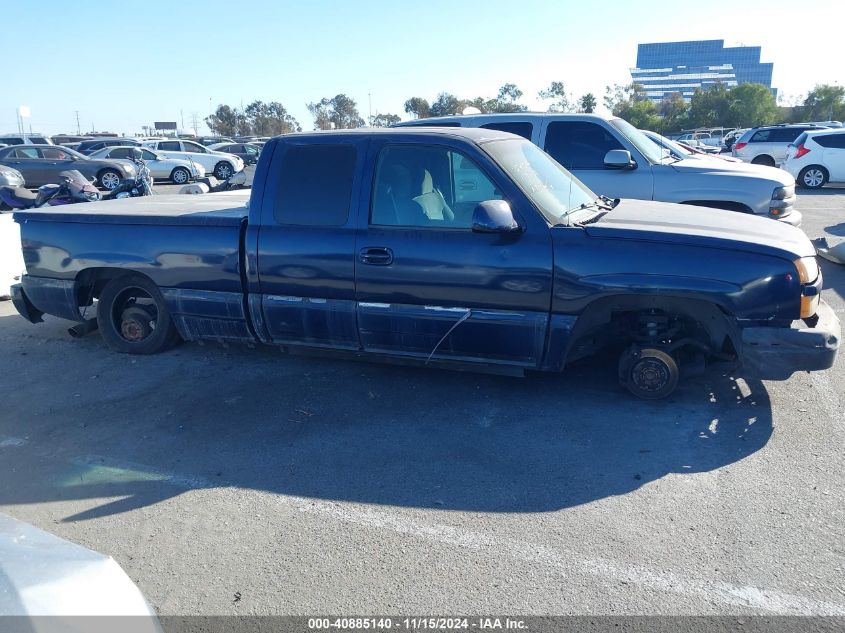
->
[5, 0, 841, 135]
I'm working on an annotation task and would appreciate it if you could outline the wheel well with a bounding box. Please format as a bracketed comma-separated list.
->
[170, 165, 190, 178]
[681, 200, 752, 213]
[74, 268, 154, 306]
[751, 154, 775, 165]
[801, 164, 829, 176]
[564, 295, 739, 366]
[97, 167, 119, 178]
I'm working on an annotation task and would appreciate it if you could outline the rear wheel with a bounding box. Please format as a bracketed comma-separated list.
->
[798, 166, 828, 189]
[96, 274, 181, 354]
[751, 155, 775, 167]
[170, 166, 190, 184]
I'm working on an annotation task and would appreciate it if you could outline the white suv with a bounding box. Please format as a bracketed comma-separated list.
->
[783, 129, 845, 189]
[732, 125, 824, 166]
[141, 139, 244, 179]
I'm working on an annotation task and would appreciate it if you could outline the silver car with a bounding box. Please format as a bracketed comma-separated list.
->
[732, 124, 825, 166]
[88, 146, 204, 184]
[395, 113, 801, 225]
[0, 512, 162, 629]
[0, 165, 24, 187]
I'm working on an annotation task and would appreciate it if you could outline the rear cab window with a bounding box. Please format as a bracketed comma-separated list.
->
[480, 121, 534, 140]
[274, 144, 357, 226]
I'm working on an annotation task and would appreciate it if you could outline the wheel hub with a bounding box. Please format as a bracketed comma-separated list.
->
[119, 306, 155, 342]
[631, 358, 670, 393]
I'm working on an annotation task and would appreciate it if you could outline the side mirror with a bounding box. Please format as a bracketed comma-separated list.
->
[471, 200, 521, 234]
[604, 149, 637, 170]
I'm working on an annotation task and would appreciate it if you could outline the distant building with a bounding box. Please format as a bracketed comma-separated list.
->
[630, 40, 775, 103]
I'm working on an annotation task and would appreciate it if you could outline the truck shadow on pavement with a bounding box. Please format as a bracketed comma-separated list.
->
[0, 315, 773, 519]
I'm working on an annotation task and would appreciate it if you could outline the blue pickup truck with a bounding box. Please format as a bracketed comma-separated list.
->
[10, 128, 840, 398]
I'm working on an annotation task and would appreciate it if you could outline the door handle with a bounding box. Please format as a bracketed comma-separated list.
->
[359, 247, 393, 265]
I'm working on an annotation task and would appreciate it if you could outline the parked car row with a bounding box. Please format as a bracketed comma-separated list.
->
[0, 145, 137, 190]
[141, 139, 245, 179]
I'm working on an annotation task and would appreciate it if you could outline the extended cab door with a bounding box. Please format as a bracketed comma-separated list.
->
[255, 137, 366, 349]
[354, 137, 553, 367]
[540, 119, 654, 200]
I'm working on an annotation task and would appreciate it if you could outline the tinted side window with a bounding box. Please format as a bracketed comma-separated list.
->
[815, 134, 845, 149]
[403, 121, 461, 127]
[750, 130, 771, 143]
[0, 137, 24, 145]
[182, 141, 206, 153]
[274, 144, 356, 226]
[14, 148, 40, 158]
[159, 141, 181, 151]
[544, 121, 624, 169]
[110, 147, 133, 158]
[42, 148, 71, 159]
[480, 121, 533, 140]
[770, 128, 803, 143]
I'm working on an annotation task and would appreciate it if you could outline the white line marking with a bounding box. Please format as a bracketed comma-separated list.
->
[69, 453, 845, 615]
[0, 436, 26, 448]
[298, 503, 845, 616]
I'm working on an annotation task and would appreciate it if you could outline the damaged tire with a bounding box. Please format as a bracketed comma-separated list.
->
[96, 274, 181, 354]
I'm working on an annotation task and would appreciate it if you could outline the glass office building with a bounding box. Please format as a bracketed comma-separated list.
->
[631, 40, 775, 103]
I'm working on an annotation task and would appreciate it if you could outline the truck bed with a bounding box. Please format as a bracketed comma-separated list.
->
[13, 191, 250, 227]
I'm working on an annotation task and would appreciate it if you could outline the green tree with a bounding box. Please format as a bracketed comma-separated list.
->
[244, 101, 301, 136]
[658, 92, 688, 132]
[802, 84, 845, 121]
[205, 105, 240, 136]
[604, 83, 646, 114]
[404, 97, 431, 119]
[429, 92, 462, 117]
[616, 99, 660, 130]
[370, 113, 401, 127]
[578, 93, 597, 113]
[686, 83, 731, 128]
[727, 83, 778, 127]
[307, 94, 364, 130]
[488, 83, 527, 113]
[539, 81, 572, 112]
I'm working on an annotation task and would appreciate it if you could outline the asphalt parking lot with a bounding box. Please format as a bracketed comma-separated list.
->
[0, 189, 843, 616]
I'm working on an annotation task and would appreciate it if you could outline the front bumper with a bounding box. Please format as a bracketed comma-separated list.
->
[774, 208, 802, 227]
[740, 299, 840, 380]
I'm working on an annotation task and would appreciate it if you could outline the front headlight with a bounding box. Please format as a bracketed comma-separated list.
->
[772, 184, 795, 200]
[794, 256, 819, 284]
[794, 257, 820, 318]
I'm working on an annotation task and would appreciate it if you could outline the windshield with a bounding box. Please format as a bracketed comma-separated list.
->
[608, 118, 665, 163]
[483, 138, 597, 225]
[646, 131, 693, 157]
